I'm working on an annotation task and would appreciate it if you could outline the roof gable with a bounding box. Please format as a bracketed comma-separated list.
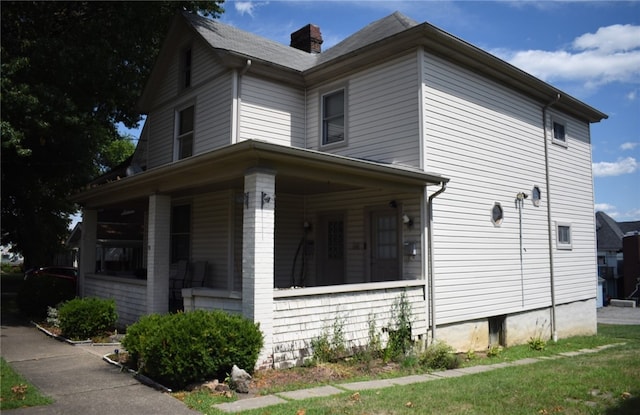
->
[317, 11, 418, 64]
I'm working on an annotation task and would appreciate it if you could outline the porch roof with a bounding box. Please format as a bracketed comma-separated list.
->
[72, 140, 448, 209]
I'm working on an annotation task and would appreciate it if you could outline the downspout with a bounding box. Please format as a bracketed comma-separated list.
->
[427, 181, 447, 344]
[232, 60, 252, 143]
[543, 93, 560, 342]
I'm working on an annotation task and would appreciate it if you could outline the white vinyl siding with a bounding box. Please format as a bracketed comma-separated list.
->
[546, 110, 596, 304]
[307, 53, 421, 167]
[190, 191, 233, 290]
[423, 51, 553, 324]
[239, 76, 305, 147]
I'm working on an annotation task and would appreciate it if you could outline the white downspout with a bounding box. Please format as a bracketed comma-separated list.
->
[231, 60, 252, 144]
[543, 93, 560, 342]
[427, 182, 447, 344]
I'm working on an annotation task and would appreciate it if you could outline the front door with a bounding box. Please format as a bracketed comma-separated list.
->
[370, 209, 400, 282]
[317, 213, 345, 286]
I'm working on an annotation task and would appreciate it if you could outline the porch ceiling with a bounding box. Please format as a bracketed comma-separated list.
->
[72, 140, 448, 209]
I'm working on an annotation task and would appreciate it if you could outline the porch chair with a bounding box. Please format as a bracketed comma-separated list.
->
[170, 259, 189, 309]
[188, 261, 207, 288]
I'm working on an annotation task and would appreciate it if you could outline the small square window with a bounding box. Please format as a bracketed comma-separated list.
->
[552, 120, 566, 145]
[322, 89, 345, 146]
[557, 222, 572, 250]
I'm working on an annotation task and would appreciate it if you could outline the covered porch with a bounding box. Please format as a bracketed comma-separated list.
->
[73, 140, 447, 367]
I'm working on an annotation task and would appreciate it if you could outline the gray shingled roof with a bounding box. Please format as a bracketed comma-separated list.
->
[183, 11, 317, 71]
[183, 11, 418, 71]
[596, 211, 640, 251]
[316, 12, 419, 64]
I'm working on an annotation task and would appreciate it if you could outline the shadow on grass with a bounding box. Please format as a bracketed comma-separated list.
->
[606, 396, 639, 415]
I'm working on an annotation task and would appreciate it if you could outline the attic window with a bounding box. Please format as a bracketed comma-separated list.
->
[322, 88, 345, 146]
[552, 120, 566, 146]
[182, 47, 192, 89]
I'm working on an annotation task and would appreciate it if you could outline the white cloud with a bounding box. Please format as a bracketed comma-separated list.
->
[623, 208, 640, 221]
[493, 24, 640, 89]
[627, 89, 638, 101]
[235, 1, 261, 17]
[592, 157, 638, 177]
[620, 142, 639, 151]
[594, 202, 616, 212]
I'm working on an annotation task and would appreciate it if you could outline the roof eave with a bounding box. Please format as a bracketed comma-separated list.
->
[305, 23, 607, 123]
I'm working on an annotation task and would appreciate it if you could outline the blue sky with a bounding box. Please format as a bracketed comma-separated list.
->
[123, 0, 640, 222]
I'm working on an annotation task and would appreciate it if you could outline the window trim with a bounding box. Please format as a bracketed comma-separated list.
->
[551, 117, 568, 148]
[174, 102, 195, 161]
[556, 222, 572, 250]
[320, 86, 347, 148]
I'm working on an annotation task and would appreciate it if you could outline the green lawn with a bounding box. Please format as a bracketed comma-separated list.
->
[0, 357, 53, 410]
[197, 324, 640, 415]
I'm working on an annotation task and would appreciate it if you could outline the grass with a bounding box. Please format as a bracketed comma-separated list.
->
[0, 357, 53, 410]
[185, 324, 640, 415]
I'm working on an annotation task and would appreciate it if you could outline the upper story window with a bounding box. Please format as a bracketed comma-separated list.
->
[322, 88, 345, 146]
[552, 119, 567, 146]
[181, 47, 192, 89]
[176, 105, 194, 160]
[557, 222, 572, 250]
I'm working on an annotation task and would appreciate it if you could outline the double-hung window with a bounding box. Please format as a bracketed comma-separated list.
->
[322, 88, 345, 146]
[176, 105, 194, 160]
[171, 204, 191, 262]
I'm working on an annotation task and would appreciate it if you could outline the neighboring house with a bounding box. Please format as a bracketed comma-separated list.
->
[72, 11, 607, 369]
[595, 211, 640, 301]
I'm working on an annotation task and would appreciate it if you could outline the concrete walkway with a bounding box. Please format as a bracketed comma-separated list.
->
[0, 322, 199, 415]
[1, 305, 637, 414]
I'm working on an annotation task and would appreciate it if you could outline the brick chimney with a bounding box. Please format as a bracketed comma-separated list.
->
[290, 24, 323, 54]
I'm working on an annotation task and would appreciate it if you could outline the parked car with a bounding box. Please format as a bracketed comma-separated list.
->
[24, 266, 78, 283]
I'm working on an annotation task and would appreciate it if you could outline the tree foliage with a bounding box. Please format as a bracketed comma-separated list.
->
[1, 1, 224, 267]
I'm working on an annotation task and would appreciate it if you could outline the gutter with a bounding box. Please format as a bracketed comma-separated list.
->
[543, 94, 560, 342]
[427, 181, 447, 344]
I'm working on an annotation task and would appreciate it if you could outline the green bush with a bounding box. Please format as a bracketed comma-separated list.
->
[17, 276, 75, 318]
[122, 310, 264, 390]
[420, 341, 460, 370]
[57, 297, 117, 340]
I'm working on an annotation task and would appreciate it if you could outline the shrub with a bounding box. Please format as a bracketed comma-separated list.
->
[58, 297, 117, 340]
[122, 310, 263, 390]
[17, 276, 75, 318]
[384, 291, 413, 362]
[420, 341, 460, 370]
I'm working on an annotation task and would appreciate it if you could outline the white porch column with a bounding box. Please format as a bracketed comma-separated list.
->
[242, 168, 275, 368]
[79, 209, 97, 297]
[147, 194, 171, 315]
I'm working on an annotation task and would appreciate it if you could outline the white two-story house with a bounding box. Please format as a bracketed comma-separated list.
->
[72, 11, 607, 368]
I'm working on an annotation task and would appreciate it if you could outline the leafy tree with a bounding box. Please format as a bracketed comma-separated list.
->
[1, 1, 224, 268]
